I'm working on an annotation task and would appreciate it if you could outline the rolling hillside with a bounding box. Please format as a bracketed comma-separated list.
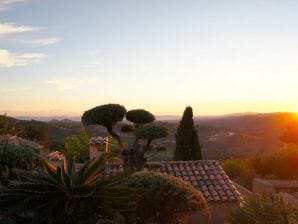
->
[1, 112, 297, 159]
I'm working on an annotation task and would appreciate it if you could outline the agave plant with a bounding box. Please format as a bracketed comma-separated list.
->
[0, 153, 138, 224]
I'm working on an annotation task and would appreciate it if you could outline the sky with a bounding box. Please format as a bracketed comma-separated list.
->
[0, 0, 298, 117]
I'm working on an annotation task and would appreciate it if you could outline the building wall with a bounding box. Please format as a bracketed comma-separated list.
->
[188, 202, 238, 224]
[253, 178, 276, 194]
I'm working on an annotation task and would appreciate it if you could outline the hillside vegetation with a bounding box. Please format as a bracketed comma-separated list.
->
[1, 112, 297, 159]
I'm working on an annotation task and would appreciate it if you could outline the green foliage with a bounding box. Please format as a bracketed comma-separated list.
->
[134, 125, 168, 146]
[0, 115, 23, 136]
[82, 104, 168, 170]
[174, 106, 202, 161]
[122, 171, 208, 224]
[222, 159, 254, 189]
[223, 145, 298, 189]
[107, 135, 124, 162]
[82, 104, 126, 127]
[226, 194, 298, 224]
[253, 145, 298, 179]
[24, 126, 49, 149]
[0, 154, 138, 224]
[82, 104, 127, 148]
[63, 128, 90, 163]
[126, 109, 155, 126]
[280, 121, 298, 144]
[0, 140, 41, 177]
[121, 124, 134, 133]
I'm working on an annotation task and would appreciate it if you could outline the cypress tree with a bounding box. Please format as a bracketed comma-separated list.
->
[174, 106, 202, 160]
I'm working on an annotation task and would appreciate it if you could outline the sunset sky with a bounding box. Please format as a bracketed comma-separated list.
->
[1, 0, 298, 117]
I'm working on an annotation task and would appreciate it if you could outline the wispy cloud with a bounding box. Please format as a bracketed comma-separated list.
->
[0, 0, 25, 10]
[87, 50, 101, 56]
[28, 37, 60, 46]
[0, 48, 46, 68]
[43, 76, 97, 91]
[0, 23, 39, 36]
[0, 87, 29, 92]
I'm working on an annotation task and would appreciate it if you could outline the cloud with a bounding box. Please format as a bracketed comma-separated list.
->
[0, 23, 39, 36]
[0, 0, 25, 10]
[43, 77, 97, 91]
[87, 50, 101, 56]
[85, 60, 102, 67]
[29, 37, 60, 46]
[0, 49, 46, 68]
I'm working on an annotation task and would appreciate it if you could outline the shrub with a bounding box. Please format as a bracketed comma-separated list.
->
[253, 145, 298, 179]
[63, 128, 89, 162]
[0, 153, 138, 224]
[222, 159, 254, 189]
[122, 171, 208, 224]
[0, 139, 41, 176]
[226, 194, 298, 224]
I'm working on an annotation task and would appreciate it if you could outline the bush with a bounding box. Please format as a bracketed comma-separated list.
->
[226, 194, 298, 224]
[0, 153, 138, 224]
[63, 128, 89, 163]
[122, 171, 208, 224]
[222, 159, 254, 189]
[0, 139, 41, 174]
[253, 145, 298, 179]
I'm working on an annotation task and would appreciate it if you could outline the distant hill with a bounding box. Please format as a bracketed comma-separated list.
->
[16, 116, 81, 122]
[3, 112, 298, 159]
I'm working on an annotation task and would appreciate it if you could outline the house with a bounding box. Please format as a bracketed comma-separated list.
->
[253, 178, 298, 207]
[51, 137, 243, 224]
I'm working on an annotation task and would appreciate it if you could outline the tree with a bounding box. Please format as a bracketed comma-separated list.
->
[122, 171, 208, 224]
[122, 110, 167, 170]
[81, 104, 127, 148]
[174, 106, 202, 161]
[82, 104, 168, 171]
[280, 121, 298, 145]
[226, 194, 298, 224]
[0, 153, 138, 224]
[126, 109, 155, 127]
[134, 125, 168, 148]
[63, 128, 90, 163]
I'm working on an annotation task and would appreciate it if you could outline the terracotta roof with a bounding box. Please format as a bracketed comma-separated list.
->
[47, 151, 65, 161]
[106, 160, 243, 203]
[89, 136, 108, 145]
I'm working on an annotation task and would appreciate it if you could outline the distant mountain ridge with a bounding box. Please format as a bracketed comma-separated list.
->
[4, 112, 297, 159]
[16, 112, 295, 122]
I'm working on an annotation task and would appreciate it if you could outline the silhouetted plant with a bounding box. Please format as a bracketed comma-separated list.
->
[174, 106, 202, 161]
[253, 146, 298, 179]
[126, 109, 155, 127]
[0, 153, 138, 224]
[82, 104, 127, 148]
[63, 128, 89, 162]
[82, 104, 168, 171]
[122, 171, 208, 224]
[0, 139, 41, 185]
[222, 159, 254, 190]
[226, 194, 298, 224]
[134, 125, 168, 148]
